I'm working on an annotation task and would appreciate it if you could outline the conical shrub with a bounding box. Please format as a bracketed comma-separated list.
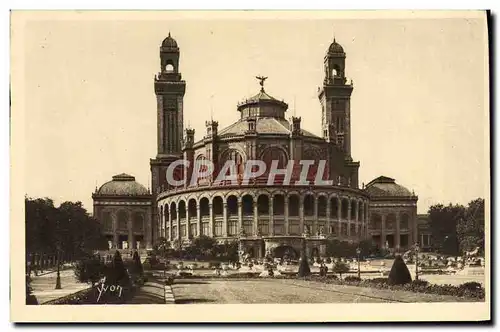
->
[108, 251, 130, 286]
[132, 250, 144, 276]
[297, 253, 311, 277]
[388, 255, 412, 285]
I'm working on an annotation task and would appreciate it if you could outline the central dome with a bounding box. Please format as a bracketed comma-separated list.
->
[236, 78, 288, 119]
[97, 173, 150, 196]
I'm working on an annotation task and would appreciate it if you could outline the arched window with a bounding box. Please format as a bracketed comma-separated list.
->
[261, 147, 287, 169]
[341, 199, 349, 219]
[330, 197, 339, 218]
[220, 149, 244, 179]
[170, 202, 177, 221]
[188, 199, 197, 218]
[117, 210, 128, 230]
[102, 211, 112, 231]
[371, 213, 382, 229]
[257, 195, 269, 215]
[242, 195, 253, 216]
[165, 63, 174, 73]
[178, 201, 186, 219]
[227, 195, 238, 216]
[200, 197, 210, 217]
[304, 195, 314, 217]
[288, 195, 300, 216]
[133, 212, 144, 232]
[213, 196, 223, 216]
[386, 214, 396, 230]
[401, 214, 410, 230]
[318, 196, 327, 217]
[273, 195, 285, 215]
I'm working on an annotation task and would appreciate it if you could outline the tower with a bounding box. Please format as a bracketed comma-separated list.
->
[150, 33, 186, 243]
[318, 38, 354, 158]
[154, 32, 186, 155]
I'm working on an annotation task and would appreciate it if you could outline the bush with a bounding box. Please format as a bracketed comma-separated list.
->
[344, 276, 361, 283]
[74, 254, 104, 286]
[129, 251, 144, 281]
[25, 275, 38, 305]
[209, 261, 221, 269]
[388, 255, 412, 285]
[325, 257, 332, 264]
[459, 282, 482, 292]
[411, 279, 429, 287]
[332, 261, 349, 279]
[297, 255, 311, 277]
[107, 251, 130, 287]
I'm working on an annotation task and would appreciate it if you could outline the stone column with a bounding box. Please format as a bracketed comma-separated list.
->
[168, 206, 172, 241]
[347, 199, 351, 237]
[238, 199, 243, 235]
[186, 208, 191, 239]
[269, 196, 274, 236]
[197, 202, 202, 237]
[176, 208, 181, 241]
[360, 202, 365, 239]
[354, 200, 359, 238]
[112, 211, 118, 249]
[223, 202, 228, 237]
[313, 195, 318, 234]
[253, 199, 258, 236]
[299, 195, 305, 234]
[381, 214, 386, 249]
[395, 212, 401, 250]
[412, 209, 418, 246]
[337, 197, 341, 237]
[284, 196, 289, 235]
[208, 203, 214, 237]
[326, 198, 331, 235]
[128, 211, 134, 249]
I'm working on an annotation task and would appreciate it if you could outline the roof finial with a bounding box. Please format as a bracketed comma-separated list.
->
[210, 94, 214, 121]
[293, 95, 297, 117]
[256, 75, 268, 92]
[168, 31, 171, 38]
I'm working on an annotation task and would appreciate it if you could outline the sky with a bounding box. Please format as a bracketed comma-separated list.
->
[16, 11, 489, 214]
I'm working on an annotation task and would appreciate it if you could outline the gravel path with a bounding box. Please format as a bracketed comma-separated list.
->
[172, 278, 477, 304]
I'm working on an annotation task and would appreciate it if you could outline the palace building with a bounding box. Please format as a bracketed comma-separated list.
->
[93, 34, 419, 258]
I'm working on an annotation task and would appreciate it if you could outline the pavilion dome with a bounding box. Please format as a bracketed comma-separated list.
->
[96, 173, 149, 196]
[365, 176, 413, 197]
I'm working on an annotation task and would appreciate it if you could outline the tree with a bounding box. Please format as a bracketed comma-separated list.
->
[74, 254, 104, 287]
[332, 261, 349, 279]
[457, 198, 485, 255]
[25, 197, 108, 265]
[155, 237, 170, 258]
[192, 235, 217, 257]
[428, 203, 465, 255]
[388, 255, 412, 285]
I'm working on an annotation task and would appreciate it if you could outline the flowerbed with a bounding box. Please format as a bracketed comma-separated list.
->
[43, 284, 136, 305]
[298, 276, 485, 300]
[171, 272, 484, 300]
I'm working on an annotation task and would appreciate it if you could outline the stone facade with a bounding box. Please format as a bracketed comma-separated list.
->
[93, 34, 421, 257]
[92, 174, 153, 250]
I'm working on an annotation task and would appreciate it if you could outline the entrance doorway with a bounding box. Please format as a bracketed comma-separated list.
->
[273, 245, 299, 260]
